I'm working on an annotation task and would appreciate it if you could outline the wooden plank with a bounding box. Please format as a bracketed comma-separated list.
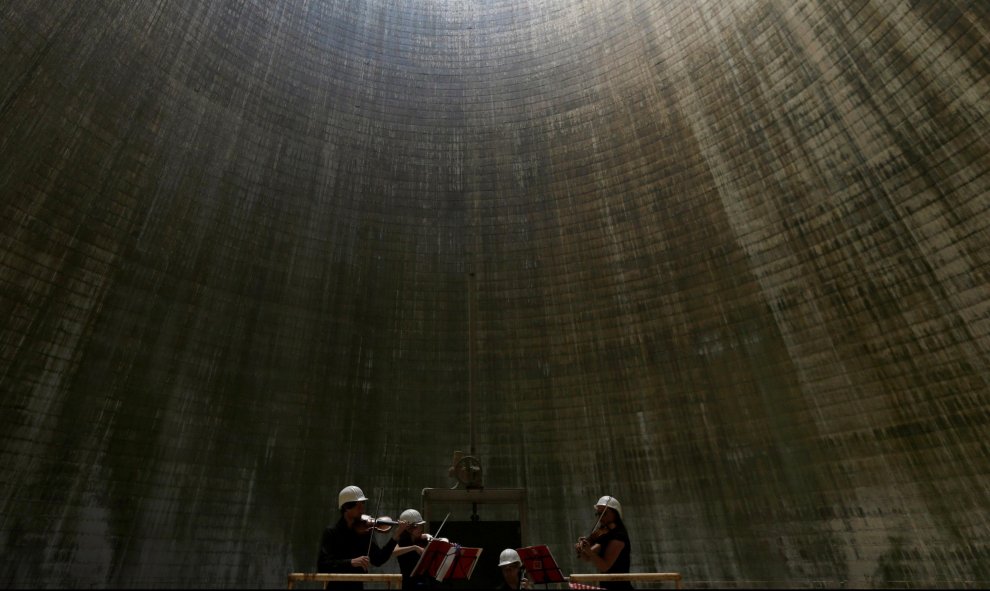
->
[286, 573, 402, 589]
[569, 572, 683, 589]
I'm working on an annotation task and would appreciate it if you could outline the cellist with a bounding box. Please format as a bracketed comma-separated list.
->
[575, 495, 633, 590]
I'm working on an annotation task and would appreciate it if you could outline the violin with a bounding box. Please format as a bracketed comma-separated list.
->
[356, 514, 402, 533]
[586, 523, 611, 544]
[575, 502, 615, 559]
[576, 524, 612, 558]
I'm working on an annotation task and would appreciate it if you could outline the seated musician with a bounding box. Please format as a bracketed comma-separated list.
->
[392, 508, 435, 590]
[497, 548, 532, 590]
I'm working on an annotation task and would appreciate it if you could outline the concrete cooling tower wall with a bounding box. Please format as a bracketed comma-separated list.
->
[2, 0, 989, 587]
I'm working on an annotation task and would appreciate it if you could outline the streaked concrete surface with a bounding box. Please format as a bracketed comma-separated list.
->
[2, 0, 989, 587]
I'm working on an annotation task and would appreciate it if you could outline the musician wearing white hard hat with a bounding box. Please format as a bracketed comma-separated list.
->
[496, 548, 532, 589]
[339, 485, 368, 507]
[316, 485, 410, 589]
[575, 495, 632, 590]
[393, 508, 442, 590]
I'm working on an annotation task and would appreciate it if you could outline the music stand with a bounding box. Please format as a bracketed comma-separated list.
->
[517, 545, 565, 585]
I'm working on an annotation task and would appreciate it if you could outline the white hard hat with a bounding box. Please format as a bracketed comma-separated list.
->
[498, 548, 522, 567]
[400, 509, 426, 526]
[595, 495, 622, 518]
[338, 485, 368, 508]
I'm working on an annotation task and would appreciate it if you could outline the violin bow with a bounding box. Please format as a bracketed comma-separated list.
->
[431, 512, 451, 541]
[365, 432, 392, 557]
[589, 495, 611, 536]
[579, 495, 612, 556]
[365, 487, 386, 558]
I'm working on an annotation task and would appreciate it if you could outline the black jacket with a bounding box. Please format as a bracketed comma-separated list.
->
[317, 517, 398, 589]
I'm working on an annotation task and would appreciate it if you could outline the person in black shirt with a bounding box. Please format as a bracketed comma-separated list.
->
[575, 495, 633, 590]
[317, 485, 409, 590]
[392, 509, 433, 590]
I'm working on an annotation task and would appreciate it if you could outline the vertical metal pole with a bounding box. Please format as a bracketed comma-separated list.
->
[468, 270, 476, 456]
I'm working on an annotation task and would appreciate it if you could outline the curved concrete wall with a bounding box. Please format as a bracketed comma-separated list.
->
[2, 0, 989, 587]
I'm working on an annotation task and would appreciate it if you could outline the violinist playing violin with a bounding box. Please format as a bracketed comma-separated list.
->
[392, 508, 445, 590]
[317, 485, 410, 590]
[575, 495, 633, 590]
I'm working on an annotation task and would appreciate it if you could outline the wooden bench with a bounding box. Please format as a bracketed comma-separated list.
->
[286, 573, 402, 589]
[569, 572, 683, 589]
